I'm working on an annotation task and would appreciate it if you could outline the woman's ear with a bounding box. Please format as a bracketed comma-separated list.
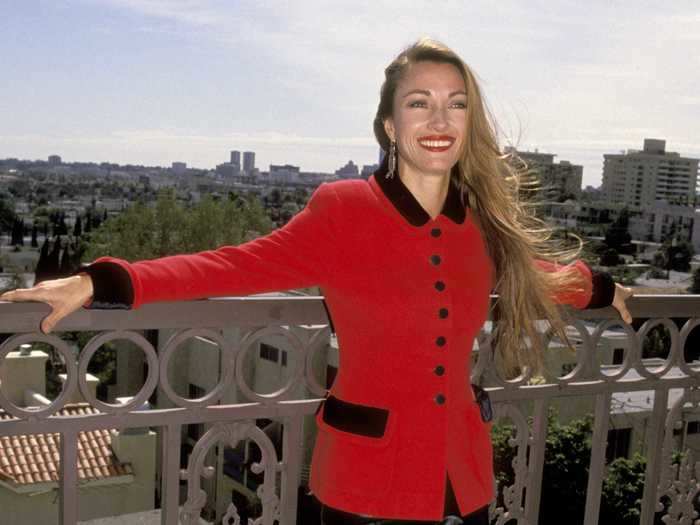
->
[383, 118, 395, 142]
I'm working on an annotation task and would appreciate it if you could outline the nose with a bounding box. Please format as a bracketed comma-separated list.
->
[428, 105, 449, 130]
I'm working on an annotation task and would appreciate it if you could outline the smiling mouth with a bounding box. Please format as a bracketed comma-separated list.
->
[418, 136, 455, 152]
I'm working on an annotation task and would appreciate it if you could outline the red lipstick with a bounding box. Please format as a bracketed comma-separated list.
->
[418, 135, 455, 152]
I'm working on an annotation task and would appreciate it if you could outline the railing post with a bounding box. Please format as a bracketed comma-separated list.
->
[583, 391, 612, 525]
[161, 424, 182, 525]
[640, 388, 669, 525]
[280, 415, 304, 525]
[59, 429, 78, 525]
[524, 399, 549, 525]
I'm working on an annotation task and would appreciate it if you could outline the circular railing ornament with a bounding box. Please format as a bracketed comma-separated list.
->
[0, 333, 77, 419]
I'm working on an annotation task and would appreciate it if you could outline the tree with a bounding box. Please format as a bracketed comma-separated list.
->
[34, 238, 51, 283]
[45, 236, 62, 281]
[600, 453, 647, 525]
[0, 198, 16, 235]
[83, 188, 274, 263]
[73, 215, 82, 238]
[600, 248, 622, 267]
[59, 243, 73, 275]
[690, 267, 700, 294]
[604, 209, 633, 254]
[491, 409, 666, 525]
[31, 224, 38, 247]
[663, 239, 694, 272]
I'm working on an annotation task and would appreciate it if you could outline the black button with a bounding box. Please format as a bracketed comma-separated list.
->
[435, 280, 445, 291]
[431, 228, 441, 238]
[436, 336, 446, 347]
[434, 365, 445, 376]
[430, 254, 441, 265]
[439, 308, 449, 319]
[435, 393, 446, 405]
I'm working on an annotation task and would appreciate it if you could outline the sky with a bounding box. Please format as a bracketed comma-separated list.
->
[1, 0, 699, 189]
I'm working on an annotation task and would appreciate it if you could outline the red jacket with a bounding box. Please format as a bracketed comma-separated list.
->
[80, 164, 614, 521]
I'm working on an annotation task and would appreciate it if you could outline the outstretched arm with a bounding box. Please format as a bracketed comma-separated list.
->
[0, 183, 342, 333]
[77, 182, 341, 310]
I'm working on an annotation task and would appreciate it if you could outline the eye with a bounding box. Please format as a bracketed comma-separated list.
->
[408, 100, 428, 108]
[451, 101, 467, 109]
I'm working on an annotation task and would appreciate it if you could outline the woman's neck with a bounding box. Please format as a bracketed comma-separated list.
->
[397, 159, 451, 220]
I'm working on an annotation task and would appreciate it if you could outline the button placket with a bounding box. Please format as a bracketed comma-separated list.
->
[430, 224, 448, 407]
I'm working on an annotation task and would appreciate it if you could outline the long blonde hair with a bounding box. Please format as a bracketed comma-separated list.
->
[374, 37, 589, 378]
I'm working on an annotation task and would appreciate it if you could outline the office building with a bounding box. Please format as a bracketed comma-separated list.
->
[230, 151, 241, 174]
[243, 152, 255, 175]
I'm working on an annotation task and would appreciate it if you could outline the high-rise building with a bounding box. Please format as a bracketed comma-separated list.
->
[230, 151, 241, 174]
[505, 147, 583, 201]
[601, 139, 699, 208]
[48, 155, 62, 165]
[243, 151, 255, 175]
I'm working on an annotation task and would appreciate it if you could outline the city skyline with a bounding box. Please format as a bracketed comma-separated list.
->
[2, 1, 699, 189]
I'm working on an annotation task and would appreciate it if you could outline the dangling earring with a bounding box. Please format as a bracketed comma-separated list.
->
[386, 140, 397, 179]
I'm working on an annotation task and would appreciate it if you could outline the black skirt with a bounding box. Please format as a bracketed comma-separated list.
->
[319, 472, 491, 524]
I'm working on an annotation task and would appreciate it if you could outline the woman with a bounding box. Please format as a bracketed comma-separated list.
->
[0, 38, 633, 524]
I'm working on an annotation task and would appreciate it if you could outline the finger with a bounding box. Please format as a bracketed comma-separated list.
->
[0, 288, 39, 302]
[618, 307, 633, 325]
[40, 309, 64, 334]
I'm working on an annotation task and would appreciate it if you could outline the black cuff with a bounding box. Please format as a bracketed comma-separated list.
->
[74, 262, 135, 309]
[585, 271, 616, 309]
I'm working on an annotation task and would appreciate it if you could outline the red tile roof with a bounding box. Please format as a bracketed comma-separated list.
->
[0, 403, 133, 487]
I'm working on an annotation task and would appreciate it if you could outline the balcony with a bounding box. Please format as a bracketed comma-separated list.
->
[0, 294, 699, 524]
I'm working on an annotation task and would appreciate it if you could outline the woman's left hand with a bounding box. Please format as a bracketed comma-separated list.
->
[612, 282, 634, 325]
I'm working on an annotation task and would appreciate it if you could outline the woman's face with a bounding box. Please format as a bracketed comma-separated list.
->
[384, 61, 467, 179]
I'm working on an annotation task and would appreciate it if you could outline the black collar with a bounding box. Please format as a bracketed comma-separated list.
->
[373, 158, 467, 226]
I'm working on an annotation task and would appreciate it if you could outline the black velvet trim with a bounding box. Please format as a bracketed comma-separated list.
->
[74, 262, 134, 309]
[321, 394, 389, 438]
[374, 155, 467, 226]
[586, 270, 616, 309]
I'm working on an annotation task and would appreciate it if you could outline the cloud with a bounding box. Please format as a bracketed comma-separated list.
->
[6, 1, 698, 187]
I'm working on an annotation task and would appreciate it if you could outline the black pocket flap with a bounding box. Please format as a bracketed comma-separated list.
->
[322, 395, 389, 438]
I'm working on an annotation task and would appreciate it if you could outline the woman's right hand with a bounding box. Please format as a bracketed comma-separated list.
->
[0, 273, 94, 334]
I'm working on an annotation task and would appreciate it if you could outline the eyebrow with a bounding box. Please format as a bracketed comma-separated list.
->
[402, 89, 467, 98]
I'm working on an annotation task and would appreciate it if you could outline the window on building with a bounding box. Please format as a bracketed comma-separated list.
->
[606, 427, 632, 463]
[260, 342, 287, 367]
[612, 348, 625, 365]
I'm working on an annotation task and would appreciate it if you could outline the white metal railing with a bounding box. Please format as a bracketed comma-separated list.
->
[0, 294, 698, 524]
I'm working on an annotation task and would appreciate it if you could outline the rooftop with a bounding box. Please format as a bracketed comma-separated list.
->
[0, 403, 132, 489]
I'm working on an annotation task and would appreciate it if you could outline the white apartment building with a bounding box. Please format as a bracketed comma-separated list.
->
[543, 199, 700, 253]
[505, 147, 584, 201]
[602, 138, 699, 208]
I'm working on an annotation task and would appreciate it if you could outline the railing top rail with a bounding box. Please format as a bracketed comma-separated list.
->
[0, 294, 697, 332]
